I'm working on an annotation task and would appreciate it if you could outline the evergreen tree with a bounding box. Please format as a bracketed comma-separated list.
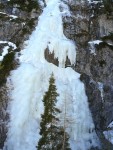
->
[103, 0, 113, 13]
[37, 73, 71, 150]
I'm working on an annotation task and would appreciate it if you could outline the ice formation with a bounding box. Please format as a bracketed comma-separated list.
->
[88, 40, 102, 55]
[103, 121, 113, 144]
[98, 82, 104, 102]
[4, 0, 99, 150]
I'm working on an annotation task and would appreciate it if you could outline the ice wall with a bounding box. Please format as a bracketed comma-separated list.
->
[4, 0, 99, 150]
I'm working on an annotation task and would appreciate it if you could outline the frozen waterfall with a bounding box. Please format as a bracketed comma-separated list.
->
[4, 0, 100, 150]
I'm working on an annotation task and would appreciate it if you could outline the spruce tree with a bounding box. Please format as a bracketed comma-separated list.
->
[103, 0, 113, 13]
[37, 73, 71, 150]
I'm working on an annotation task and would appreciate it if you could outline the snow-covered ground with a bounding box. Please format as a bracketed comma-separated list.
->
[3, 0, 100, 150]
[0, 41, 17, 61]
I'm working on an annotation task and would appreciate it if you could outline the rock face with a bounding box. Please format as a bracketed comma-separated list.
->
[0, 0, 41, 148]
[0, 0, 113, 149]
[0, 84, 9, 149]
[63, 1, 113, 149]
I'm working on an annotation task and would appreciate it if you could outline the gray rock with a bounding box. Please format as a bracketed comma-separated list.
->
[62, 0, 113, 148]
[0, 1, 41, 148]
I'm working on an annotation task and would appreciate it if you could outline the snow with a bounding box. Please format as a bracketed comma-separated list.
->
[87, 0, 102, 4]
[4, 0, 99, 150]
[88, 40, 102, 45]
[103, 121, 113, 144]
[108, 122, 113, 128]
[98, 82, 104, 102]
[0, 41, 17, 61]
[107, 42, 113, 46]
[0, 41, 17, 49]
[76, 14, 86, 19]
[0, 12, 6, 15]
[9, 15, 18, 20]
[0, 46, 9, 61]
[60, 1, 71, 17]
[88, 40, 102, 55]
[0, 12, 18, 20]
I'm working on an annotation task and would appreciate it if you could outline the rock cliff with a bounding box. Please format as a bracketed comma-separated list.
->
[0, 0, 41, 148]
[63, 1, 113, 149]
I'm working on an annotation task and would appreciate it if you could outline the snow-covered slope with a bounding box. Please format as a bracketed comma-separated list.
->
[4, 0, 100, 150]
